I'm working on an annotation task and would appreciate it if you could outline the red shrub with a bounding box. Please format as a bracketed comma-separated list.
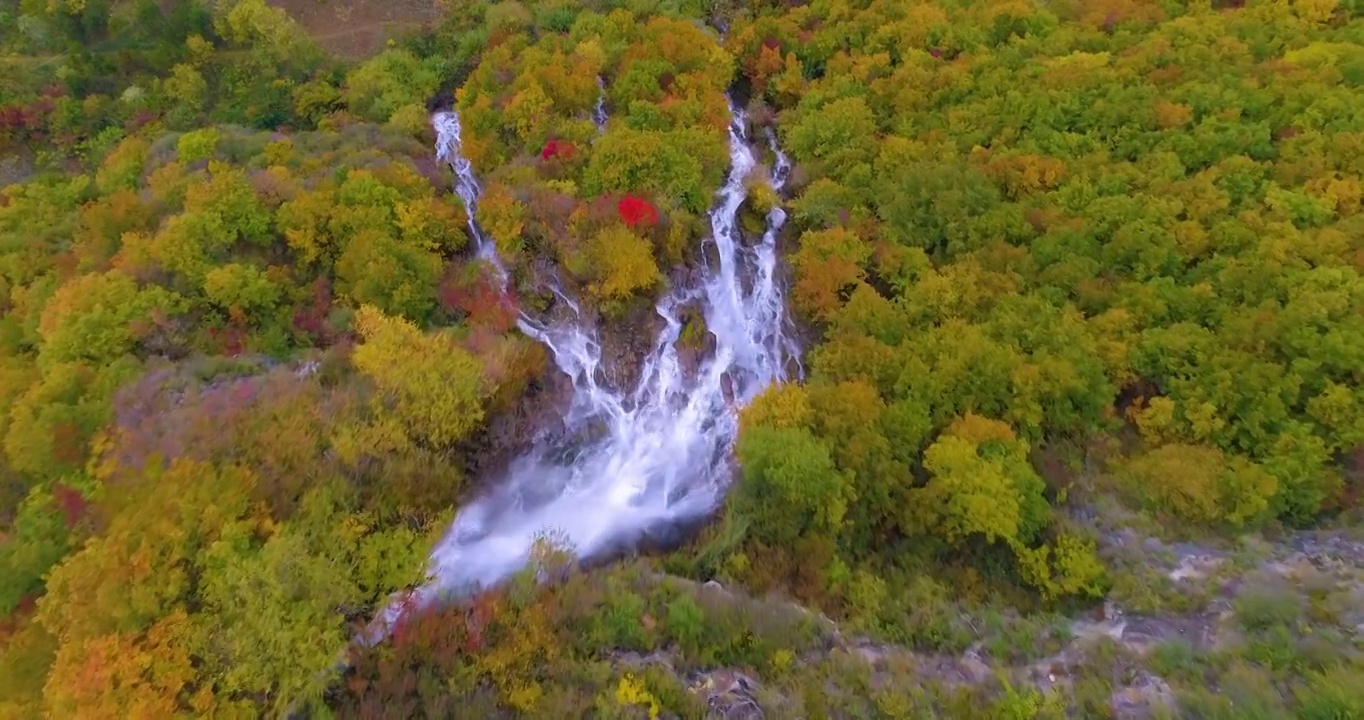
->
[412, 154, 449, 192]
[127, 110, 158, 133]
[584, 194, 619, 225]
[617, 194, 659, 228]
[207, 326, 247, 357]
[52, 483, 89, 529]
[339, 588, 509, 715]
[292, 278, 333, 343]
[0, 595, 38, 643]
[50, 422, 88, 467]
[0, 106, 26, 130]
[540, 139, 577, 161]
[389, 590, 425, 646]
[439, 264, 519, 333]
[0, 103, 46, 144]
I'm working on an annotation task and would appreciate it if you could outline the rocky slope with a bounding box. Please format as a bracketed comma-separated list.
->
[607, 519, 1364, 719]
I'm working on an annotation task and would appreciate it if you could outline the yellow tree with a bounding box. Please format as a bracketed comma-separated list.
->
[351, 305, 491, 448]
[1120, 443, 1278, 527]
[584, 225, 662, 311]
[475, 183, 528, 260]
[790, 227, 872, 321]
[42, 612, 210, 719]
[740, 383, 813, 434]
[910, 414, 1050, 548]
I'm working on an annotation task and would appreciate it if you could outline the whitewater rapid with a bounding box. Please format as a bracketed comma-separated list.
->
[368, 102, 799, 637]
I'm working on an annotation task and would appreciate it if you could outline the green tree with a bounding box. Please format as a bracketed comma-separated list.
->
[0, 486, 74, 615]
[176, 127, 219, 163]
[336, 231, 443, 321]
[344, 50, 442, 123]
[36, 271, 183, 369]
[733, 425, 852, 547]
[784, 96, 880, 185]
[203, 263, 281, 316]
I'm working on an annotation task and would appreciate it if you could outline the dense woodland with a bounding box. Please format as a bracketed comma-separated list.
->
[1, 0, 1363, 717]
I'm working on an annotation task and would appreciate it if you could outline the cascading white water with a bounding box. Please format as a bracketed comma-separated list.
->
[593, 76, 609, 132]
[368, 101, 798, 637]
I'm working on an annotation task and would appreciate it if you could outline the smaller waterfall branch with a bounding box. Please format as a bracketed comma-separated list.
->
[433, 112, 505, 278]
[760, 124, 805, 382]
[593, 76, 609, 132]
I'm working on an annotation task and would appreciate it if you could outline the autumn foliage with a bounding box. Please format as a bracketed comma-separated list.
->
[3, 0, 1364, 717]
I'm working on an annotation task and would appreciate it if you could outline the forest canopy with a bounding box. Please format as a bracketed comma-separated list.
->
[2, 0, 1364, 717]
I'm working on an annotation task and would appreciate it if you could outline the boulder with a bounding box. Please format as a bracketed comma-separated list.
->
[690, 669, 764, 720]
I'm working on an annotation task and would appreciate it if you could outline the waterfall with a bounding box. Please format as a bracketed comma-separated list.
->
[364, 100, 799, 642]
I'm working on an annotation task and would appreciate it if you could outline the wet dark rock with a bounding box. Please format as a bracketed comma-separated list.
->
[719, 372, 737, 406]
[598, 302, 665, 393]
[468, 367, 574, 478]
[426, 87, 456, 113]
[632, 515, 715, 557]
[675, 303, 716, 385]
[667, 263, 696, 289]
[728, 76, 753, 111]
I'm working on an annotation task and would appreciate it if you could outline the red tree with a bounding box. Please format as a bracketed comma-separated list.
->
[617, 194, 659, 228]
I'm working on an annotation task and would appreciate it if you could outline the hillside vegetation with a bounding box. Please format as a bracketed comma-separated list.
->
[1, 0, 1363, 718]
